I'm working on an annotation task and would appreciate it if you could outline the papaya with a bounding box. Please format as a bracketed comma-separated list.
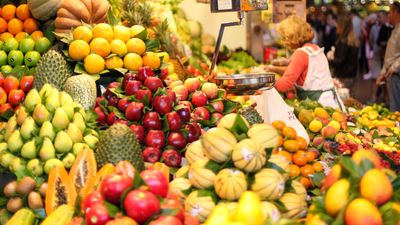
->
[45, 166, 77, 215]
[69, 147, 97, 195]
[82, 163, 115, 197]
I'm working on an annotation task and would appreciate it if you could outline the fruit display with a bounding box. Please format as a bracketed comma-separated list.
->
[172, 114, 307, 223]
[0, 84, 98, 176]
[0, 4, 42, 37]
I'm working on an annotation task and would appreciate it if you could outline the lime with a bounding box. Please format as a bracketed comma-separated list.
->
[0, 51, 7, 66]
[19, 37, 35, 54]
[8, 50, 24, 66]
[1, 65, 12, 74]
[24, 51, 41, 67]
[4, 38, 19, 53]
[34, 37, 51, 54]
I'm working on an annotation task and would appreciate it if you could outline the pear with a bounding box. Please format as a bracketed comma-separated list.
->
[24, 89, 41, 112]
[45, 88, 60, 112]
[72, 112, 86, 133]
[54, 131, 73, 153]
[21, 140, 37, 159]
[16, 107, 29, 126]
[67, 123, 83, 144]
[44, 159, 63, 174]
[7, 130, 23, 154]
[52, 108, 69, 131]
[83, 134, 99, 149]
[72, 143, 89, 156]
[4, 116, 17, 141]
[59, 91, 73, 106]
[20, 117, 38, 140]
[9, 157, 26, 173]
[39, 121, 56, 141]
[39, 138, 55, 161]
[61, 102, 74, 120]
[0, 153, 15, 168]
[78, 108, 87, 120]
[62, 153, 75, 169]
[0, 143, 8, 154]
[32, 104, 50, 125]
[27, 159, 43, 176]
[39, 84, 53, 98]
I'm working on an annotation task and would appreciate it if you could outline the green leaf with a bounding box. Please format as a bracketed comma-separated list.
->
[311, 172, 326, 187]
[229, 114, 249, 140]
[223, 100, 240, 114]
[74, 63, 86, 74]
[0, 197, 7, 207]
[341, 157, 361, 178]
[359, 159, 375, 175]
[0, 209, 12, 225]
[107, 8, 120, 26]
[266, 162, 285, 174]
[135, 29, 148, 41]
[392, 176, 400, 190]
[103, 201, 120, 218]
[145, 39, 161, 52]
[160, 208, 178, 216]
[205, 160, 221, 173]
[33, 208, 46, 219]
[372, 130, 379, 140]
[265, 148, 273, 159]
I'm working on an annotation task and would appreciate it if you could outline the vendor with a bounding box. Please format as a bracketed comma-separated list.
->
[265, 15, 344, 111]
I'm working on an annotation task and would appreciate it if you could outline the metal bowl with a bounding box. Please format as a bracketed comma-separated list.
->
[214, 73, 275, 95]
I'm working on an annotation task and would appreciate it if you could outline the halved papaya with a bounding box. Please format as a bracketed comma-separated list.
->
[81, 163, 115, 198]
[45, 166, 77, 215]
[69, 147, 97, 195]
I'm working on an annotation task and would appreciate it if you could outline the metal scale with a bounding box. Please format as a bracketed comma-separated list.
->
[209, 0, 275, 95]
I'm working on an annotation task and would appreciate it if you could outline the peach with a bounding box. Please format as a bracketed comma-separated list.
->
[352, 150, 381, 169]
[169, 80, 183, 89]
[345, 198, 383, 225]
[325, 179, 350, 216]
[184, 77, 201, 93]
[321, 164, 341, 192]
[201, 82, 219, 99]
[312, 136, 324, 148]
[321, 126, 337, 139]
[360, 169, 393, 205]
[172, 85, 189, 101]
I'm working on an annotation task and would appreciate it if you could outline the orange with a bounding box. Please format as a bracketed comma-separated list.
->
[282, 126, 297, 139]
[272, 120, 286, 131]
[72, 26, 93, 42]
[105, 56, 124, 69]
[30, 30, 43, 41]
[23, 18, 38, 34]
[15, 32, 27, 42]
[277, 135, 283, 147]
[92, 23, 113, 42]
[89, 38, 111, 58]
[142, 51, 161, 70]
[7, 18, 23, 35]
[292, 151, 307, 166]
[289, 164, 300, 178]
[312, 162, 324, 172]
[296, 136, 308, 150]
[0, 18, 7, 33]
[0, 32, 13, 41]
[305, 151, 317, 162]
[1, 4, 16, 21]
[69, 40, 90, 61]
[113, 25, 130, 42]
[277, 150, 292, 162]
[84, 54, 105, 74]
[124, 53, 143, 71]
[300, 176, 312, 189]
[15, 4, 31, 21]
[110, 39, 127, 57]
[300, 164, 315, 177]
[126, 38, 146, 55]
[283, 139, 299, 153]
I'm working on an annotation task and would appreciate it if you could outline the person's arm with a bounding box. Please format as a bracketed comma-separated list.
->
[275, 50, 308, 93]
[329, 41, 348, 67]
[265, 65, 287, 75]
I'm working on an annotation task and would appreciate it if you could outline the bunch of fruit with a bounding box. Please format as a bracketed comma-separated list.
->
[0, 4, 42, 41]
[0, 84, 98, 177]
[306, 150, 400, 225]
[0, 35, 50, 75]
[170, 114, 307, 223]
[271, 120, 325, 190]
[94, 70, 241, 167]
[66, 23, 167, 75]
[0, 75, 33, 119]
[355, 105, 395, 129]
[0, 176, 47, 219]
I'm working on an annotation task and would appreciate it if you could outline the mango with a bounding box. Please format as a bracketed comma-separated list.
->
[0, 153, 15, 168]
[4, 116, 17, 141]
[299, 109, 314, 127]
[360, 169, 393, 205]
[45, 88, 60, 112]
[61, 153, 75, 169]
[10, 157, 26, 173]
[33, 104, 50, 125]
[314, 107, 330, 119]
[72, 112, 86, 133]
[20, 140, 37, 159]
[44, 159, 64, 174]
[352, 150, 381, 169]
[16, 106, 28, 126]
[27, 159, 43, 176]
[345, 198, 382, 225]
[7, 130, 23, 154]
[67, 123, 83, 144]
[325, 179, 350, 216]
[39, 84, 53, 98]
[321, 164, 342, 191]
[321, 126, 337, 139]
[59, 91, 73, 106]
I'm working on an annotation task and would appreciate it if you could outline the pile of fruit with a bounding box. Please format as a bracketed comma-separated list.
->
[0, 75, 33, 119]
[170, 114, 307, 223]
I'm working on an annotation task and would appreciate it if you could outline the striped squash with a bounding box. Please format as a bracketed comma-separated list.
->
[201, 127, 237, 163]
[279, 193, 307, 219]
[232, 138, 266, 173]
[251, 168, 285, 201]
[185, 140, 207, 165]
[247, 123, 279, 149]
[188, 159, 216, 189]
[214, 168, 247, 201]
[185, 190, 216, 223]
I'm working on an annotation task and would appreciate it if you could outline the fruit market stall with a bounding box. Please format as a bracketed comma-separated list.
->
[0, 1, 398, 225]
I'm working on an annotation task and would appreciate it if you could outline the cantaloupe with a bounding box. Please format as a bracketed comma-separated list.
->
[251, 168, 285, 201]
[232, 138, 266, 173]
[214, 168, 247, 201]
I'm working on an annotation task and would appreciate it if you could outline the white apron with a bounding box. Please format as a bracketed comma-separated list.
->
[296, 46, 345, 111]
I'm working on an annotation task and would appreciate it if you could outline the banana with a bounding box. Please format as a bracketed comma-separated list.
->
[41, 205, 74, 225]
[6, 208, 35, 225]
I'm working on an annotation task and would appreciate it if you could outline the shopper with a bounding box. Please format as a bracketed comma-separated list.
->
[322, 12, 337, 54]
[265, 15, 344, 110]
[376, 2, 400, 111]
[327, 14, 359, 95]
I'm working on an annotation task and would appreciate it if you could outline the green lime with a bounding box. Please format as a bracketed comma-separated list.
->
[24, 51, 41, 67]
[19, 38, 35, 54]
[8, 50, 24, 66]
[0, 51, 7, 66]
[1, 65, 12, 74]
[35, 37, 51, 54]
[4, 38, 19, 53]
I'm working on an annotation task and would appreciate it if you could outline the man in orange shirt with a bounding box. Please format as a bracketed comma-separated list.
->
[265, 15, 344, 111]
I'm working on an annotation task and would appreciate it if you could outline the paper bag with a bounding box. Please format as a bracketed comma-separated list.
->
[251, 88, 310, 144]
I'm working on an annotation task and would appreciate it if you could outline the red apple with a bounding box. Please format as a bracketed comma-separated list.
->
[140, 169, 169, 197]
[86, 203, 110, 225]
[160, 68, 169, 80]
[117, 97, 131, 112]
[107, 111, 117, 126]
[115, 161, 136, 179]
[0, 74, 4, 87]
[184, 77, 201, 92]
[167, 132, 187, 149]
[167, 90, 177, 103]
[187, 65, 195, 75]
[201, 82, 218, 99]
[124, 190, 160, 224]
[115, 119, 129, 125]
[95, 96, 105, 107]
[8, 89, 25, 106]
[146, 130, 165, 149]
[186, 123, 201, 143]
[82, 191, 103, 212]
[210, 100, 224, 113]
[19, 76, 34, 93]
[145, 77, 163, 92]
[179, 101, 193, 110]
[143, 112, 161, 130]
[172, 85, 188, 101]
[166, 111, 182, 131]
[211, 112, 224, 125]
[148, 216, 183, 225]
[125, 102, 144, 121]
[107, 96, 119, 107]
[125, 80, 142, 96]
[153, 95, 172, 114]
[129, 124, 145, 143]
[138, 66, 155, 82]
[107, 82, 120, 89]
[0, 87, 7, 105]
[162, 149, 181, 168]
[136, 89, 153, 103]
[193, 107, 210, 121]
[100, 174, 133, 204]
[169, 80, 183, 89]
[161, 199, 185, 222]
[143, 147, 161, 163]
[3, 76, 19, 94]
[0, 103, 12, 115]
[191, 91, 207, 107]
[122, 72, 137, 89]
[177, 107, 191, 123]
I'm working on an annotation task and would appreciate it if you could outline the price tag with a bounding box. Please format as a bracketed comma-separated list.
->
[217, 0, 232, 10]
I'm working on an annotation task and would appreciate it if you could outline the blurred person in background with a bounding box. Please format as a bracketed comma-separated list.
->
[322, 11, 337, 54]
[327, 14, 359, 95]
[351, 9, 367, 74]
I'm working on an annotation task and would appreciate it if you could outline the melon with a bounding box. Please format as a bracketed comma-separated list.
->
[247, 124, 279, 149]
[279, 193, 307, 219]
[175, 165, 190, 178]
[185, 190, 216, 223]
[169, 177, 192, 199]
[214, 168, 247, 201]
[63, 75, 97, 110]
[261, 201, 281, 222]
[268, 154, 290, 181]
[232, 138, 266, 173]
[251, 169, 285, 201]
[290, 180, 307, 200]
[201, 127, 237, 163]
[185, 140, 207, 165]
[218, 113, 250, 131]
[188, 159, 217, 189]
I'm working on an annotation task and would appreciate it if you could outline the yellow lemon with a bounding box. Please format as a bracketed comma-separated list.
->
[142, 51, 161, 70]
[92, 23, 113, 42]
[68, 40, 90, 61]
[110, 39, 127, 57]
[130, 25, 146, 39]
[327, 120, 341, 131]
[113, 25, 130, 42]
[308, 120, 323, 133]
[126, 38, 146, 55]
[72, 26, 93, 42]
[157, 52, 170, 63]
[105, 56, 124, 69]
[89, 38, 111, 58]
[84, 54, 105, 74]
[124, 53, 143, 71]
